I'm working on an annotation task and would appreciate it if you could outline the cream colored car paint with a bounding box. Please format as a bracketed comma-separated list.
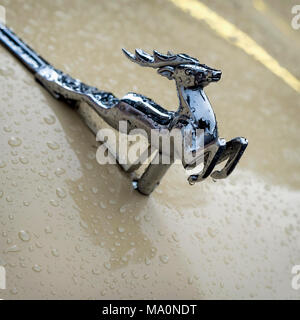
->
[0, 0, 299, 299]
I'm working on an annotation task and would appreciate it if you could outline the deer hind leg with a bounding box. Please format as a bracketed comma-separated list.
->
[210, 137, 248, 180]
[187, 138, 226, 184]
[134, 152, 174, 195]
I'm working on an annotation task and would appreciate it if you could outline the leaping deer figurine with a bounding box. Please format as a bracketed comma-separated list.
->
[0, 23, 248, 195]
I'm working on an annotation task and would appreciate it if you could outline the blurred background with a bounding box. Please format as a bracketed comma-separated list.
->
[0, 0, 299, 299]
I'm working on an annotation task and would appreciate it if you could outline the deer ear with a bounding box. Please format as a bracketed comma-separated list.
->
[157, 66, 174, 80]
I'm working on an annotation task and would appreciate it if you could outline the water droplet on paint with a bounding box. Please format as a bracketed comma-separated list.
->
[0, 160, 6, 168]
[100, 202, 106, 209]
[49, 199, 59, 207]
[87, 152, 95, 160]
[51, 248, 59, 257]
[104, 262, 111, 270]
[145, 257, 151, 265]
[55, 168, 65, 177]
[38, 170, 48, 178]
[19, 156, 29, 164]
[91, 187, 98, 194]
[118, 227, 125, 233]
[32, 264, 42, 272]
[172, 232, 179, 242]
[56, 187, 66, 199]
[159, 255, 169, 264]
[8, 137, 22, 147]
[3, 125, 12, 132]
[18, 230, 31, 242]
[92, 268, 100, 275]
[6, 196, 13, 203]
[10, 287, 18, 295]
[207, 227, 217, 238]
[45, 226, 53, 234]
[85, 162, 93, 170]
[6, 245, 20, 253]
[120, 205, 127, 213]
[43, 115, 56, 125]
[47, 141, 60, 150]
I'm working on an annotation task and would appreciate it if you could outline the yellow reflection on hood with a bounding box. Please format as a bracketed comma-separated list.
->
[169, 0, 300, 93]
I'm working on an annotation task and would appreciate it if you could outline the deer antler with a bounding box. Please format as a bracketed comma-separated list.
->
[122, 49, 199, 68]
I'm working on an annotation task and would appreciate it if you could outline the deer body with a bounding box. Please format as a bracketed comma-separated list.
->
[0, 22, 248, 195]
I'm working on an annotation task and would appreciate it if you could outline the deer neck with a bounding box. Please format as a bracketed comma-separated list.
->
[176, 84, 192, 119]
[175, 84, 217, 135]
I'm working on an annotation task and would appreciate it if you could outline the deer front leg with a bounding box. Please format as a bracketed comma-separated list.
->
[187, 137, 248, 184]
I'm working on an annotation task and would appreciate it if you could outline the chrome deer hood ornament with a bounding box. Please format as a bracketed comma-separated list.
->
[0, 23, 248, 195]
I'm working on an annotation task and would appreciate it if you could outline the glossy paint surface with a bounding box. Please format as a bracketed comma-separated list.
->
[0, 0, 299, 299]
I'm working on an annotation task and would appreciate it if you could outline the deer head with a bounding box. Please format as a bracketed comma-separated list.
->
[122, 49, 222, 88]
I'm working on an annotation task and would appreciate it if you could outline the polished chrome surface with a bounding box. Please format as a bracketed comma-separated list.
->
[0, 22, 247, 195]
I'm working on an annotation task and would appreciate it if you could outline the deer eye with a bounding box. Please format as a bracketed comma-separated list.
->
[185, 69, 193, 76]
